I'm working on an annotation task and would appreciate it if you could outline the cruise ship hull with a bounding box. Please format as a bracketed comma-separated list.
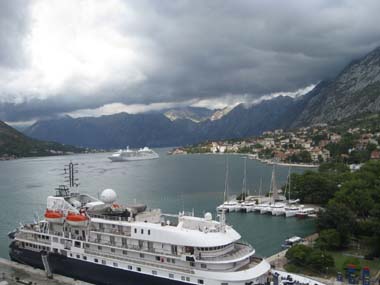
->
[9, 246, 189, 285]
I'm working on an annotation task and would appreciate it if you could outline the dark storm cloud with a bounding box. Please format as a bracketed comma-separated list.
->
[1, 0, 380, 122]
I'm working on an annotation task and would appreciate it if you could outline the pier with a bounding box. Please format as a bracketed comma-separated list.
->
[0, 258, 92, 285]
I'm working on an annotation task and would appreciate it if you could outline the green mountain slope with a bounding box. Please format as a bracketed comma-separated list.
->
[0, 120, 82, 158]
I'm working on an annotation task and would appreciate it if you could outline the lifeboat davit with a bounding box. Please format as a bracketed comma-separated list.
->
[44, 209, 64, 224]
[66, 212, 89, 227]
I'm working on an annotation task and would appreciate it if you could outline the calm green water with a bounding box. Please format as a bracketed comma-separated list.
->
[0, 149, 315, 258]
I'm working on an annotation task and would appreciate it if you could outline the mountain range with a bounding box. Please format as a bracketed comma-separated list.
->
[23, 47, 380, 149]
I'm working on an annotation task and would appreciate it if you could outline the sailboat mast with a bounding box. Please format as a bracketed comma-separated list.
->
[271, 165, 279, 202]
[288, 166, 291, 202]
[259, 177, 262, 197]
[242, 157, 247, 199]
[224, 157, 229, 202]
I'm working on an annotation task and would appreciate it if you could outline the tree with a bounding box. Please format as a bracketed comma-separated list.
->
[315, 229, 341, 250]
[319, 162, 349, 174]
[317, 201, 356, 247]
[289, 171, 340, 205]
[307, 249, 334, 271]
[285, 245, 312, 266]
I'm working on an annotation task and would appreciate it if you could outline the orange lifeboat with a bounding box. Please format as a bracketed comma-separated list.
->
[44, 209, 64, 224]
[66, 211, 89, 227]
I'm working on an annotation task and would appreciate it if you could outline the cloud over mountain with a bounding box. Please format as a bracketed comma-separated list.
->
[1, 0, 380, 122]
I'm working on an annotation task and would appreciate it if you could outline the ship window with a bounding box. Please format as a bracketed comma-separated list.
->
[152, 270, 157, 275]
[102, 260, 106, 265]
[155, 256, 160, 261]
[190, 262, 195, 267]
[141, 229, 144, 234]
[198, 280, 204, 284]
[76, 254, 80, 258]
[123, 250, 128, 255]
[134, 228, 137, 234]
[75, 230, 79, 235]
[181, 276, 186, 281]
[128, 265, 132, 270]
[140, 253, 144, 258]
[113, 262, 118, 267]
[98, 246, 102, 250]
[201, 264, 207, 268]
[85, 244, 90, 248]
[111, 248, 115, 253]
[69, 253, 72, 257]
[94, 258, 98, 263]
[221, 283, 228, 285]
[137, 267, 141, 272]
[186, 277, 190, 281]
[169, 273, 174, 278]
[74, 241, 81, 248]
[148, 230, 151, 235]
[83, 256, 87, 260]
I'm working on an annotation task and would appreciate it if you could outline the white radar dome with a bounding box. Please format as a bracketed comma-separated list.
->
[204, 212, 212, 221]
[100, 189, 118, 204]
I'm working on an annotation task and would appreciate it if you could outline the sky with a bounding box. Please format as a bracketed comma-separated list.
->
[1, 0, 380, 124]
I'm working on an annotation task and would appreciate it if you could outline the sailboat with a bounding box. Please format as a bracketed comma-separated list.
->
[216, 157, 240, 212]
[258, 166, 278, 214]
[267, 166, 286, 216]
[240, 157, 256, 212]
[284, 168, 303, 217]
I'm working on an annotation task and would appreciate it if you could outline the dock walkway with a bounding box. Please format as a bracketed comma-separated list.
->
[0, 258, 92, 285]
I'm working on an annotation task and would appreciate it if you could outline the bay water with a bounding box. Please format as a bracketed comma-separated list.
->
[0, 149, 315, 258]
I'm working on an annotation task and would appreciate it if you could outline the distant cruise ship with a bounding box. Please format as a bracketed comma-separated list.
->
[109, 146, 159, 162]
[8, 163, 271, 285]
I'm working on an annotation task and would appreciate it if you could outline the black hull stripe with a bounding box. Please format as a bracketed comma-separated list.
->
[10, 247, 193, 285]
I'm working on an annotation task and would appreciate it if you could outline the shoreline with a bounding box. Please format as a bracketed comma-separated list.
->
[248, 156, 319, 168]
[170, 151, 320, 168]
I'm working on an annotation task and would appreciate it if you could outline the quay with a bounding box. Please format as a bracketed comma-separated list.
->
[0, 258, 92, 285]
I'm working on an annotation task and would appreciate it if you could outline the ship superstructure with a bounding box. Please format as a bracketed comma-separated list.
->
[8, 163, 270, 285]
[109, 146, 159, 162]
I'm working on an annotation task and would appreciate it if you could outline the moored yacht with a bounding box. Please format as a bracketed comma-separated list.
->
[8, 163, 271, 285]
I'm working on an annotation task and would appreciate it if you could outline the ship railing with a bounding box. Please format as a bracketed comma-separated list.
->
[88, 214, 130, 222]
[196, 243, 253, 262]
[89, 228, 131, 237]
[84, 249, 194, 274]
[87, 238, 159, 254]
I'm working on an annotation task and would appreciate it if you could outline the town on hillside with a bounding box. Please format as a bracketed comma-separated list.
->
[171, 123, 380, 168]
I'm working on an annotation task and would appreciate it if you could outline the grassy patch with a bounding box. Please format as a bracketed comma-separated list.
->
[285, 252, 380, 279]
[327, 251, 380, 277]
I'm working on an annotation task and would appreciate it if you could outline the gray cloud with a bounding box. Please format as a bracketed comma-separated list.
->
[1, 0, 380, 122]
[0, 0, 30, 68]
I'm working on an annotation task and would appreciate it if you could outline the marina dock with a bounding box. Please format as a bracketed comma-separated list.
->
[0, 258, 92, 285]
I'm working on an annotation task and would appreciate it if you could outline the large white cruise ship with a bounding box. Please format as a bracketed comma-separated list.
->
[8, 163, 271, 285]
[109, 146, 159, 162]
